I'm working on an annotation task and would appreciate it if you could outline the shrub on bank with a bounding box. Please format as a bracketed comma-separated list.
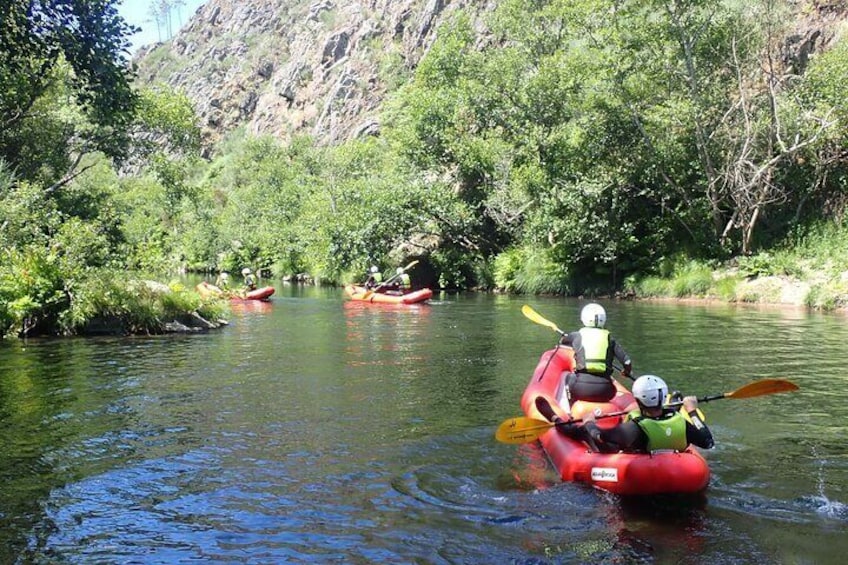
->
[806, 279, 848, 310]
[0, 258, 228, 339]
[66, 277, 229, 336]
[494, 247, 571, 295]
[627, 249, 848, 310]
[669, 262, 714, 297]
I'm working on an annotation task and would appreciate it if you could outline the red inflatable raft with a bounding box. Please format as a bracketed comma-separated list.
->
[234, 286, 275, 301]
[196, 282, 275, 301]
[519, 346, 711, 495]
[344, 284, 432, 304]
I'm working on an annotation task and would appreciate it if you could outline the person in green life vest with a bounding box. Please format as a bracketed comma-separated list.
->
[241, 267, 257, 291]
[396, 267, 411, 290]
[386, 266, 412, 295]
[364, 265, 383, 290]
[558, 303, 632, 404]
[215, 271, 231, 290]
[538, 374, 714, 454]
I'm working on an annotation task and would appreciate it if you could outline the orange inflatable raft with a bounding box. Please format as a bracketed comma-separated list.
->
[519, 346, 711, 495]
[343, 284, 432, 305]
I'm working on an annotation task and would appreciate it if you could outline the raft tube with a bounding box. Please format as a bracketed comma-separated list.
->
[196, 282, 275, 301]
[344, 284, 432, 304]
[519, 347, 711, 495]
[236, 286, 275, 301]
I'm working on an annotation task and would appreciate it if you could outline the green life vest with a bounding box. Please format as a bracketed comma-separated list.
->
[628, 410, 688, 451]
[373, 272, 383, 283]
[578, 327, 609, 374]
[399, 273, 411, 288]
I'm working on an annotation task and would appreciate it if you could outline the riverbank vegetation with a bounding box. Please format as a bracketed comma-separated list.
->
[629, 221, 848, 309]
[3, 1, 848, 337]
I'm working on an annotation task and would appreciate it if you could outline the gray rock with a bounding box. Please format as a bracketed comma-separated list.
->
[134, 0, 496, 150]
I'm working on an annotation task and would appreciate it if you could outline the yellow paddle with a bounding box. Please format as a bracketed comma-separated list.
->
[495, 378, 800, 444]
[496, 416, 559, 444]
[362, 259, 419, 299]
[693, 378, 799, 402]
[521, 304, 565, 337]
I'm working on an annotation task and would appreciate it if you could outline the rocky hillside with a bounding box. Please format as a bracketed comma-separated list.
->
[134, 0, 495, 154]
[134, 0, 847, 156]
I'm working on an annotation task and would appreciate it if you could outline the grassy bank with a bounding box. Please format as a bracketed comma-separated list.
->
[625, 223, 848, 311]
[0, 272, 229, 339]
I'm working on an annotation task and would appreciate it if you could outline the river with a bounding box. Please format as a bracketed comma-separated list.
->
[0, 284, 845, 563]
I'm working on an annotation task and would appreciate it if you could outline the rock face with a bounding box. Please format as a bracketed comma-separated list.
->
[134, 0, 496, 153]
[134, 0, 847, 155]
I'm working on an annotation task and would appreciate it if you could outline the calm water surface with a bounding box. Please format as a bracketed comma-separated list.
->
[0, 285, 846, 563]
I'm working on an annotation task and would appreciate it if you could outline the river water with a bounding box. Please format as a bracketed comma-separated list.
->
[0, 285, 845, 563]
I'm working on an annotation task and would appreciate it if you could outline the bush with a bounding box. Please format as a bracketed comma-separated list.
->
[493, 248, 525, 292]
[713, 275, 741, 301]
[513, 248, 571, 295]
[670, 262, 713, 297]
[805, 280, 848, 311]
[0, 249, 68, 338]
[632, 276, 670, 297]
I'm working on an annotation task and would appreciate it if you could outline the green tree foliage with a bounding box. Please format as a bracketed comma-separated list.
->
[0, 0, 138, 181]
[794, 39, 848, 217]
[0, 5, 216, 337]
[383, 0, 847, 292]
[385, 15, 541, 268]
[385, 6, 656, 288]
[193, 132, 461, 283]
[0, 170, 123, 337]
[131, 86, 201, 159]
[5, 0, 848, 337]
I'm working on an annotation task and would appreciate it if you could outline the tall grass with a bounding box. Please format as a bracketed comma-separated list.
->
[494, 247, 571, 294]
[627, 221, 848, 310]
[629, 261, 716, 298]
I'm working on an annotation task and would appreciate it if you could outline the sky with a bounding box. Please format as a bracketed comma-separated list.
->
[118, 0, 209, 52]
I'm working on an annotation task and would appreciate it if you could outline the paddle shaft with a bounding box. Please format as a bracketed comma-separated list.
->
[366, 260, 419, 294]
[496, 377, 799, 444]
[576, 379, 800, 418]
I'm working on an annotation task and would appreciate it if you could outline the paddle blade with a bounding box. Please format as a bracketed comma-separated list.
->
[724, 378, 799, 399]
[495, 416, 554, 444]
[521, 305, 564, 335]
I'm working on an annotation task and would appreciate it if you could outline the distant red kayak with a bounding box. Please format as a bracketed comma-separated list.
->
[196, 281, 275, 301]
[233, 286, 275, 301]
[344, 284, 432, 304]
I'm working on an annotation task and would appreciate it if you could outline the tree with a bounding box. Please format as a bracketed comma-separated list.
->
[0, 0, 138, 185]
[599, 0, 837, 254]
[148, 1, 184, 42]
[147, 2, 163, 42]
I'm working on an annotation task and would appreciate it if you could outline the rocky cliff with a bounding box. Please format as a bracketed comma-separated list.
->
[134, 0, 495, 154]
[134, 0, 847, 156]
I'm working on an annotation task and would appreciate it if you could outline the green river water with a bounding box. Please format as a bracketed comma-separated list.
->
[0, 284, 845, 563]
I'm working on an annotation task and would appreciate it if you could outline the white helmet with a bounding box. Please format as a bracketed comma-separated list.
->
[632, 375, 668, 409]
[580, 303, 606, 328]
[396, 267, 404, 275]
[371, 265, 379, 273]
[242, 267, 251, 276]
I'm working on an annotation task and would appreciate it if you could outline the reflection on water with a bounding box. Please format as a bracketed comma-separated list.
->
[1, 287, 847, 562]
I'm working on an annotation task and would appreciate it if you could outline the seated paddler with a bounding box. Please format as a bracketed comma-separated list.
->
[537, 374, 715, 454]
[559, 303, 633, 404]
